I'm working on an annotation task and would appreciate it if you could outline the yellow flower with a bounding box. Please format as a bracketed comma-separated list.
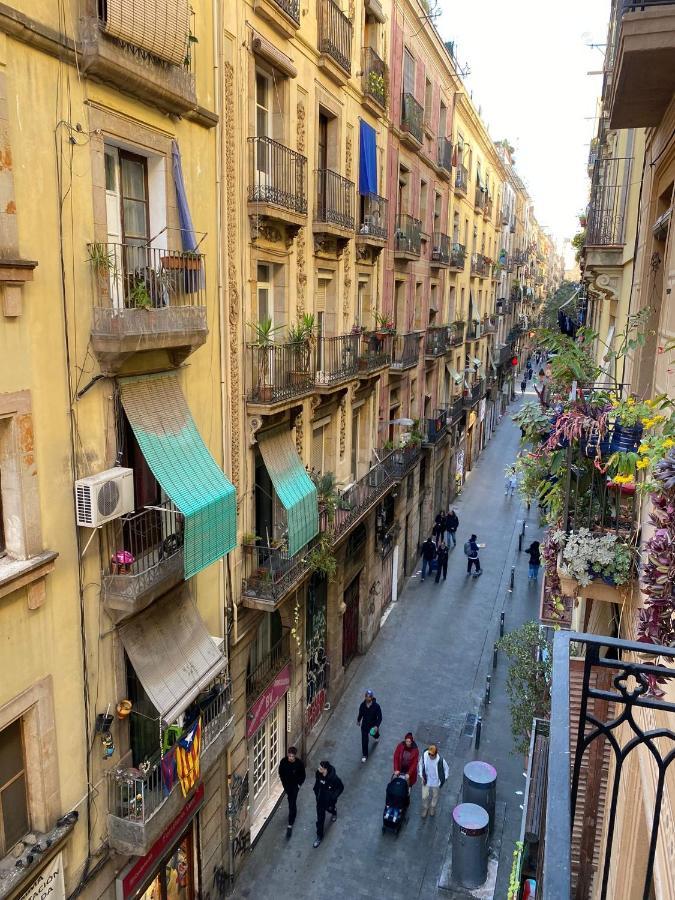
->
[638, 444, 649, 454]
[627, 397, 636, 405]
[664, 438, 675, 449]
[643, 418, 655, 429]
[613, 474, 635, 483]
[636, 458, 650, 470]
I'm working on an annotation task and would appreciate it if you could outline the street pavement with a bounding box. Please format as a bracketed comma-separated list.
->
[233, 387, 543, 900]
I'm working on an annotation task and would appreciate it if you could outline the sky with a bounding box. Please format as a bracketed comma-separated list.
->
[435, 0, 611, 264]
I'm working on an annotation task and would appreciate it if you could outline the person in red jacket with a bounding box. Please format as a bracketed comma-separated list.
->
[393, 732, 420, 786]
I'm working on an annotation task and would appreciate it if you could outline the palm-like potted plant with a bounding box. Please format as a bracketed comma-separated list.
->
[288, 313, 315, 387]
[248, 317, 282, 401]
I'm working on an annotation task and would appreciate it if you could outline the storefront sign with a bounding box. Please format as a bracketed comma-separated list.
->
[121, 783, 204, 898]
[19, 853, 65, 900]
[247, 664, 291, 738]
[479, 398, 486, 423]
[305, 688, 326, 733]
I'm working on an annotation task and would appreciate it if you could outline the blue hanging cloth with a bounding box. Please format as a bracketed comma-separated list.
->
[171, 140, 198, 251]
[359, 120, 378, 196]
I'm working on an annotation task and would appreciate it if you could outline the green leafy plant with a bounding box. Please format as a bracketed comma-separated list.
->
[310, 471, 339, 523]
[554, 527, 634, 586]
[307, 534, 337, 579]
[512, 402, 551, 443]
[366, 70, 386, 103]
[538, 327, 600, 387]
[507, 842, 524, 900]
[129, 281, 152, 309]
[87, 241, 117, 275]
[497, 621, 552, 755]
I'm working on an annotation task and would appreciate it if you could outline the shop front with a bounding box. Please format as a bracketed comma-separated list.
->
[116, 785, 203, 900]
[305, 575, 329, 736]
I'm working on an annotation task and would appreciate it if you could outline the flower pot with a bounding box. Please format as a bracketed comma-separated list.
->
[161, 255, 202, 271]
[606, 477, 637, 495]
[290, 371, 309, 387]
[610, 422, 643, 454]
[257, 385, 274, 402]
[580, 433, 610, 458]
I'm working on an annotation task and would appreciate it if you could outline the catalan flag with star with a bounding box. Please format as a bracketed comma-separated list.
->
[175, 717, 202, 797]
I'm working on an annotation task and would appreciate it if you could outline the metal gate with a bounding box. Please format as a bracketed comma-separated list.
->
[381, 552, 394, 609]
[342, 576, 360, 667]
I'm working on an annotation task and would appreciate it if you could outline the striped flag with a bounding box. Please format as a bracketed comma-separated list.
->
[175, 717, 202, 797]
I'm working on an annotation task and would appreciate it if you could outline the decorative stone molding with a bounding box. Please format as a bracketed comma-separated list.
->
[339, 400, 346, 458]
[342, 243, 352, 326]
[296, 96, 307, 317]
[224, 62, 241, 491]
[250, 220, 282, 244]
[248, 416, 263, 446]
[0, 259, 38, 317]
[294, 412, 303, 456]
[345, 132, 353, 181]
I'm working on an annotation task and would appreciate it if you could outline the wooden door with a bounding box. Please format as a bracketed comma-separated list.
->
[342, 576, 360, 667]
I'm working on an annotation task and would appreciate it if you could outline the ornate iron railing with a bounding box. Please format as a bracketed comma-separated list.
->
[247, 137, 308, 215]
[463, 378, 485, 407]
[379, 443, 422, 480]
[424, 325, 449, 357]
[358, 331, 393, 370]
[390, 331, 420, 369]
[449, 242, 466, 269]
[586, 157, 632, 246]
[318, 0, 352, 73]
[246, 340, 314, 403]
[246, 631, 291, 705]
[315, 333, 360, 384]
[394, 213, 421, 256]
[272, 0, 300, 23]
[362, 46, 387, 108]
[446, 395, 464, 424]
[561, 443, 639, 536]
[315, 169, 355, 230]
[358, 192, 388, 240]
[455, 164, 468, 193]
[430, 231, 451, 265]
[328, 456, 395, 542]
[449, 321, 464, 345]
[242, 540, 316, 603]
[470, 252, 490, 277]
[437, 137, 452, 174]
[543, 631, 675, 900]
[422, 409, 448, 444]
[400, 92, 423, 144]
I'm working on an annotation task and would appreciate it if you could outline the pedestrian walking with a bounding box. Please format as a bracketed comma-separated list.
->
[445, 509, 459, 547]
[418, 744, 450, 818]
[520, 378, 526, 394]
[357, 689, 382, 762]
[312, 760, 344, 847]
[432, 515, 445, 546]
[393, 732, 420, 786]
[505, 471, 517, 497]
[526, 540, 541, 581]
[278, 746, 306, 838]
[420, 536, 437, 581]
[464, 533, 483, 577]
[435, 540, 449, 582]
[528, 368, 533, 381]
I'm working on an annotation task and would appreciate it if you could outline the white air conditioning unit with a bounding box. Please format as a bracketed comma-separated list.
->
[75, 467, 135, 527]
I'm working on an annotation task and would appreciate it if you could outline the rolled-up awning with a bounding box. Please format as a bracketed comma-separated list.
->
[120, 374, 237, 579]
[119, 586, 226, 725]
[258, 427, 318, 556]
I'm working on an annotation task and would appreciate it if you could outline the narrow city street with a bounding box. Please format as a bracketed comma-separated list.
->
[234, 391, 542, 900]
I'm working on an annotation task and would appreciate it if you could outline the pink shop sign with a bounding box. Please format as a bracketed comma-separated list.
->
[247, 664, 291, 738]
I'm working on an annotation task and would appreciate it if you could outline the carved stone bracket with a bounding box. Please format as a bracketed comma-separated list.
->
[248, 415, 263, 446]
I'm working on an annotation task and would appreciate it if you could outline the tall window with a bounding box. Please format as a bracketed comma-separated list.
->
[453, 212, 460, 243]
[257, 264, 272, 325]
[420, 180, 428, 229]
[0, 719, 29, 855]
[351, 411, 360, 480]
[439, 101, 447, 138]
[424, 77, 433, 125]
[403, 49, 415, 96]
[433, 192, 442, 233]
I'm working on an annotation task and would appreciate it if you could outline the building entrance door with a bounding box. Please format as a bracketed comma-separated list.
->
[250, 701, 284, 828]
[342, 577, 360, 667]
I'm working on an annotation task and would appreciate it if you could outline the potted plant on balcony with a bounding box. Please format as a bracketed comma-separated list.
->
[366, 70, 386, 105]
[288, 314, 315, 387]
[248, 317, 282, 402]
[373, 311, 395, 338]
[160, 250, 202, 271]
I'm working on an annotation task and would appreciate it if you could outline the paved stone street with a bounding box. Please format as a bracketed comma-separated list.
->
[234, 390, 542, 900]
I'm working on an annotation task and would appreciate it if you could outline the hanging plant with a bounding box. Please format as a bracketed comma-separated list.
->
[307, 534, 337, 579]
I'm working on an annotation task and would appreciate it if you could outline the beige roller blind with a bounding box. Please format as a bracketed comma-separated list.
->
[311, 425, 325, 473]
[103, 0, 190, 67]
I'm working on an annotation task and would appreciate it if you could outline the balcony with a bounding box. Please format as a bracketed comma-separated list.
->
[585, 157, 632, 254]
[253, 0, 301, 39]
[246, 631, 292, 706]
[247, 137, 308, 234]
[454, 164, 468, 197]
[246, 341, 314, 406]
[358, 331, 393, 372]
[314, 169, 355, 241]
[424, 325, 449, 358]
[539, 631, 675, 899]
[89, 242, 208, 373]
[482, 315, 497, 335]
[390, 331, 421, 371]
[466, 320, 480, 340]
[356, 192, 388, 250]
[483, 197, 493, 222]
[315, 333, 361, 387]
[446, 395, 465, 425]
[108, 679, 233, 856]
[318, 0, 353, 85]
[470, 252, 489, 278]
[449, 321, 464, 346]
[463, 378, 485, 408]
[362, 46, 387, 114]
[379, 443, 422, 480]
[609, 2, 675, 129]
[393, 213, 422, 259]
[328, 454, 396, 544]
[400, 92, 424, 149]
[101, 501, 184, 623]
[79, 2, 197, 117]
[498, 343, 515, 366]
[474, 187, 486, 213]
[436, 137, 453, 179]
[421, 409, 448, 446]
[430, 232, 451, 267]
[448, 242, 466, 271]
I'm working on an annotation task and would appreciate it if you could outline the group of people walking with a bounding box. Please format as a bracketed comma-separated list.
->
[278, 689, 451, 847]
[420, 509, 460, 583]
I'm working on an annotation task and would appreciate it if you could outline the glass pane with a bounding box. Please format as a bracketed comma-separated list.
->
[252, 726, 267, 798]
[165, 836, 191, 899]
[257, 288, 269, 322]
[268, 707, 281, 772]
[0, 720, 23, 785]
[2, 775, 29, 850]
[121, 157, 147, 201]
[256, 107, 268, 141]
[123, 199, 148, 241]
[256, 73, 267, 108]
[105, 151, 117, 192]
[138, 874, 162, 900]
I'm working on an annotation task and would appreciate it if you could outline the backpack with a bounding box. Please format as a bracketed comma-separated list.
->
[463, 541, 472, 556]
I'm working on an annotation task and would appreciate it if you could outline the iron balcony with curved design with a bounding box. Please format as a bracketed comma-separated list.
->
[318, 0, 353, 83]
[247, 136, 308, 228]
[400, 92, 424, 147]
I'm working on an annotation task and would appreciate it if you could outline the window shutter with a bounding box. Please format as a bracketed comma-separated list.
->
[102, 0, 191, 67]
[311, 426, 324, 473]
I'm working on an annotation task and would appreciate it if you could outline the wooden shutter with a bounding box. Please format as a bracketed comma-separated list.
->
[311, 426, 324, 473]
[102, 0, 190, 66]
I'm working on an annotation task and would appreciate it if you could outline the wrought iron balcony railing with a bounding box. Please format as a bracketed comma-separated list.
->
[466, 320, 480, 340]
[390, 331, 420, 369]
[454, 164, 468, 194]
[449, 321, 464, 345]
[482, 316, 497, 334]
[542, 631, 675, 900]
[358, 192, 388, 240]
[247, 341, 314, 403]
[422, 409, 448, 444]
[446, 395, 464, 424]
[394, 213, 421, 256]
[329, 454, 396, 542]
[247, 137, 308, 216]
[315, 169, 355, 231]
[449, 242, 466, 269]
[463, 378, 484, 407]
[358, 331, 393, 370]
[318, 0, 352, 74]
[437, 137, 452, 174]
[316, 333, 361, 384]
[362, 46, 387, 108]
[470, 252, 489, 277]
[586, 157, 632, 247]
[424, 325, 449, 357]
[379, 443, 422, 480]
[560, 442, 639, 536]
[246, 631, 291, 705]
[242, 539, 316, 604]
[430, 232, 451, 265]
[400, 92, 423, 144]
[273, 0, 301, 23]
[474, 187, 486, 211]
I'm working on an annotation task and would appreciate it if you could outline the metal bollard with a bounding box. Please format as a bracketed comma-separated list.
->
[485, 675, 491, 705]
[510, 566, 515, 589]
[500, 611, 505, 637]
[475, 717, 482, 750]
[492, 642, 498, 669]
[518, 532, 523, 552]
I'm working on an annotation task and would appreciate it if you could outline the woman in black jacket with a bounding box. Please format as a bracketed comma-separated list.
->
[526, 541, 541, 581]
[313, 761, 344, 847]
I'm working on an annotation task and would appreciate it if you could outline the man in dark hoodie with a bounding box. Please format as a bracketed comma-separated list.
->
[357, 689, 383, 762]
[420, 536, 437, 582]
[445, 509, 459, 547]
[278, 746, 306, 839]
[313, 760, 344, 848]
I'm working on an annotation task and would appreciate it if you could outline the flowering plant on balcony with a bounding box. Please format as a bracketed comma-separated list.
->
[373, 311, 396, 335]
[554, 527, 633, 587]
[366, 70, 386, 103]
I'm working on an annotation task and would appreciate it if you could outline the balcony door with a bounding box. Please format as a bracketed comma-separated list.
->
[403, 48, 415, 97]
[255, 71, 272, 192]
[317, 113, 329, 217]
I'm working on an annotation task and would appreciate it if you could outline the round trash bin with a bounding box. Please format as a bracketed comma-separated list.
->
[451, 803, 490, 889]
[462, 760, 497, 832]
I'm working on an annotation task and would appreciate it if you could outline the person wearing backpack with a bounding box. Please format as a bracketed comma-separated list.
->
[464, 534, 483, 578]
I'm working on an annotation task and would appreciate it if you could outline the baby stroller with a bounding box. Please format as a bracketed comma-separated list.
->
[382, 774, 409, 836]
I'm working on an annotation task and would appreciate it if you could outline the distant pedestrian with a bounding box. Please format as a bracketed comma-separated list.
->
[464, 533, 483, 578]
[279, 746, 306, 839]
[520, 378, 526, 394]
[312, 761, 344, 847]
[418, 744, 450, 818]
[528, 368, 533, 381]
[526, 541, 541, 581]
[445, 509, 459, 547]
[420, 536, 437, 581]
[432, 515, 445, 546]
[435, 540, 449, 582]
[357, 689, 382, 762]
[393, 732, 420, 786]
[505, 472, 517, 497]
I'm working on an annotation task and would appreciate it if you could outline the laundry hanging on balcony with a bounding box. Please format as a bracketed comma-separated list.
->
[258, 426, 318, 556]
[172, 140, 204, 293]
[119, 373, 237, 578]
[359, 120, 378, 196]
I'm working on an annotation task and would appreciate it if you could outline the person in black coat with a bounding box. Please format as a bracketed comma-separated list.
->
[313, 761, 344, 847]
[526, 541, 541, 581]
[278, 746, 306, 838]
[435, 540, 449, 583]
[420, 536, 437, 581]
[445, 510, 459, 547]
[357, 689, 383, 761]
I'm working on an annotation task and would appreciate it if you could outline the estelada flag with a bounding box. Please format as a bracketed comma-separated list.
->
[176, 717, 202, 797]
